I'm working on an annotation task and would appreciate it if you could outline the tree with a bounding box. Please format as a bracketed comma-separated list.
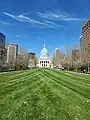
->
[33, 55, 38, 67]
[64, 45, 72, 71]
[1, 63, 10, 71]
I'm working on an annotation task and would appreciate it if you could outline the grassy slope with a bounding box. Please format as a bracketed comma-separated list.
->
[0, 68, 90, 120]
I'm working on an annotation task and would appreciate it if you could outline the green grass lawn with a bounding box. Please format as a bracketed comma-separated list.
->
[0, 68, 90, 120]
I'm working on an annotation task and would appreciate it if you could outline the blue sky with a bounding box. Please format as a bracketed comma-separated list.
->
[0, 0, 89, 57]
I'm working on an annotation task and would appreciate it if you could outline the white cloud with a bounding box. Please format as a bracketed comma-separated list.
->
[36, 11, 84, 21]
[3, 12, 21, 21]
[0, 20, 12, 25]
[44, 20, 62, 28]
[37, 11, 69, 19]
[18, 14, 44, 25]
[3, 12, 62, 29]
[3, 12, 44, 24]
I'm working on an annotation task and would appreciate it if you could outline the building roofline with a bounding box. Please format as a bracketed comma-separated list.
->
[28, 52, 35, 55]
[0, 32, 6, 38]
[9, 44, 18, 46]
[82, 18, 90, 27]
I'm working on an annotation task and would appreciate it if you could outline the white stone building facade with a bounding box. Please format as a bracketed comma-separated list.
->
[38, 44, 53, 68]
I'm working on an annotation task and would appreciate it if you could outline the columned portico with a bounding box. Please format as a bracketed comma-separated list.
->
[39, 59, 52, 68]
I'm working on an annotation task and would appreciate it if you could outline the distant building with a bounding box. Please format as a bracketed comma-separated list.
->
[38, 43, 53, 68]
[28, 52, 35, 59]
[20, 48, 28, 61]
[28, 52, 36, 68]
[80, 36, 83, 62]
[7, 44, 18, 65]
[0, 32, 5, 47]
[81, 19, 90, 63]
[0, 32, 6, 63]
[4, 48, 7, 62]
[53, 48, 61, 68]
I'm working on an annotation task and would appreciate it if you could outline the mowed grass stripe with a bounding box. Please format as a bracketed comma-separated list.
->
[11, 73, 50, 120]
[47, 69, 90, 92]
[38, 70, 81, 120]
[49, 69, 90, 89]
[0, 71, 43, 100]
[43, 69, 90, 99]
[41, 69, 85, 104]
[60, 71, 90, 85]
[51, 69, 90, 84]
[8, 84, 49, 120]
[41, 69, 90, 120]
[40, 70, 90, 119]
[0, 73, 38, 95]
[0, 68, 38, 76]
[23, 71, 72, 120]
[9, 69, 40, 79]
[0, 69, 39, 83]
[0, 71, 46, 119]
[0, 71, 41, 100]
[6, 81, 45, 119]
[67, 71, 90, 79]
[0, 68, 90, 120]
[0, 70, 39, 88]
[41, 69, 82, 101]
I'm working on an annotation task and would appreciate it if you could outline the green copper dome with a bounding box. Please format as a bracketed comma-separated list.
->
[40, 44, 49, 58]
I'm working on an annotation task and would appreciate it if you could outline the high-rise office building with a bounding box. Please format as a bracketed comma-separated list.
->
[20, 48, 28, 61]
[0, 32, 5, 46]
[28, 52, 35, 59]
[53, 48, 61, 67]
[28, 52, 36, 67]
[80, 36, 83, 61]
[7, 44, 18, 65]
[0, 32, 6, 63]
[81, 19, 90, 63]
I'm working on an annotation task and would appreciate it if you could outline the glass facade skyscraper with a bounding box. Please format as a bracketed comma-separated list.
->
[0, 32, 5, 47]
[0, 32, 6, 62]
